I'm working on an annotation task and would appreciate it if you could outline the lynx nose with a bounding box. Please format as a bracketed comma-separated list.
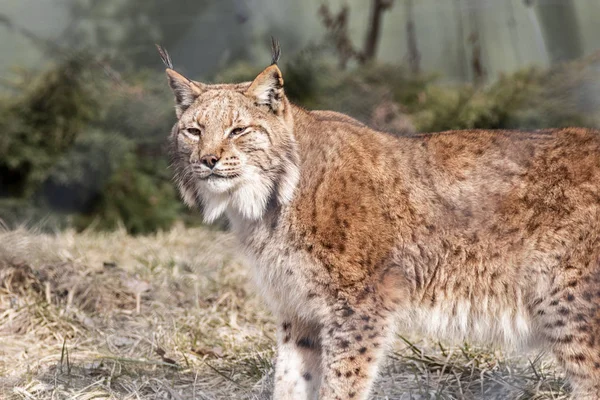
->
[200, 154, 219, 169]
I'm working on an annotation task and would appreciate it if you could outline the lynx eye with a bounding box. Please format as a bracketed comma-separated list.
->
[183, 127, 202, 140]
[229, 127, 247, 138]
[186, 128, 201, 136]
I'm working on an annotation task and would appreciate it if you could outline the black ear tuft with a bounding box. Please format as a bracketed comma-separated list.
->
[271, 37, 281, 66]
[155, 44, 173, 69]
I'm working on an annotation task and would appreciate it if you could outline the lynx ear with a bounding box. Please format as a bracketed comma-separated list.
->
[166, 69, 205, 118]
[246, 37, 285, 114]
[156, 44, 204, 118]
[246, 64, 285, 114]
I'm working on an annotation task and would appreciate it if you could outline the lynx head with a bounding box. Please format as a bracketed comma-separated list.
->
[159, 40, 299, 223]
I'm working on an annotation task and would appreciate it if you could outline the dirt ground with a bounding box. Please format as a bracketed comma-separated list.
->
[0, 224, 570, 399]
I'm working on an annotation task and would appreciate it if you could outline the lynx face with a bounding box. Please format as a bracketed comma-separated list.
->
[166, 63, 299, 222]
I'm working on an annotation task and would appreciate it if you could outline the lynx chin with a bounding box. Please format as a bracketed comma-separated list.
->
[159, 42, 600, 399]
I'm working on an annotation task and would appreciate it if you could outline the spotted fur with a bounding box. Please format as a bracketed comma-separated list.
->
[163, 53, 600, 399]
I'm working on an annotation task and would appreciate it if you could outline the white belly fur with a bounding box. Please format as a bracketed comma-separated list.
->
[401, 298, 533, 347]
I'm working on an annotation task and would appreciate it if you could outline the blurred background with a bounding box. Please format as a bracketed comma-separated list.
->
[1, 0, 599, 234]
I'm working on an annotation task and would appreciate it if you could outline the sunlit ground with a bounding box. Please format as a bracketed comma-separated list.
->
[0, 225, 569, 399]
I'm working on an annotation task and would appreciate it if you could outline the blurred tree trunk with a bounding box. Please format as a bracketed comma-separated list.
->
[454, 0, 468, 81]
[467, 0, 485, 85]
[363, 0, 395, 63]
[507, 0, 522, 66]
[524, 0, 549, 65]
[526, 0, 583, 64]
[318, 4, 356, 69]
[405, 0, 420, 75]
[320, 0, 394, 68]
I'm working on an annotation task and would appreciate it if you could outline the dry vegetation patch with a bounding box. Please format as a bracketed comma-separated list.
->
[0, 225, 568, 399]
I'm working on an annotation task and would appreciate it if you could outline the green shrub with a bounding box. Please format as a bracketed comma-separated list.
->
[42, 129, 132, 212]
[76, 152, 181, 234]
[0, 58, 184, 234]
[0, 56, 99, 198]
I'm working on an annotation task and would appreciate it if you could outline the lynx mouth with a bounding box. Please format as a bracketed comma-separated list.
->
[201, 171, 243, 195]
[202, 171, 241, 180]
[192, 165, 241, 180]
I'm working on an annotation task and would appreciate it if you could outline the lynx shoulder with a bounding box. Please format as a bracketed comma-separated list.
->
[160, 43, 600, 399]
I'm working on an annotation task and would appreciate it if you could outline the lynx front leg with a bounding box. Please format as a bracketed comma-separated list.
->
[273, 317, 322, 400]
[319, 303, 395, 400]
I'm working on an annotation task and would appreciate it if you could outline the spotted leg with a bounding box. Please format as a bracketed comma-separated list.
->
[273, 317, 322, 400]
[318, 302, 395, 400]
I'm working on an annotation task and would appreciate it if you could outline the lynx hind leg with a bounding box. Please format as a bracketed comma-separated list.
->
[273, 317, 322, 400]
[535, 257, 600, 399]
[319, 301, 396, 400]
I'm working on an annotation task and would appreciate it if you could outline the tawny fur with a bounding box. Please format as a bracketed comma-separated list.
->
[163, 54, 600, 399]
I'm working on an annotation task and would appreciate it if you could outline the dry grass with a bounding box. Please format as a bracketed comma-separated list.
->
[0, 224, 569, 399]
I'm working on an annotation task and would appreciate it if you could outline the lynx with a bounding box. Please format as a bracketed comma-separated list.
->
[158, 42, 600, 399]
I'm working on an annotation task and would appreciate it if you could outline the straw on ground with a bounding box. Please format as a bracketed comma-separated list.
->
[0, 224, 568, 399]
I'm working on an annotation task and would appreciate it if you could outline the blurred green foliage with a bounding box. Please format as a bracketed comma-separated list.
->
[410, 67, 591, 132]
[78, 152, 181, 234]
[273, 51, 596, 133]
[0, 54, 184, 233]
[0, 46, 598, 234]
[0, 57, 97, 198]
